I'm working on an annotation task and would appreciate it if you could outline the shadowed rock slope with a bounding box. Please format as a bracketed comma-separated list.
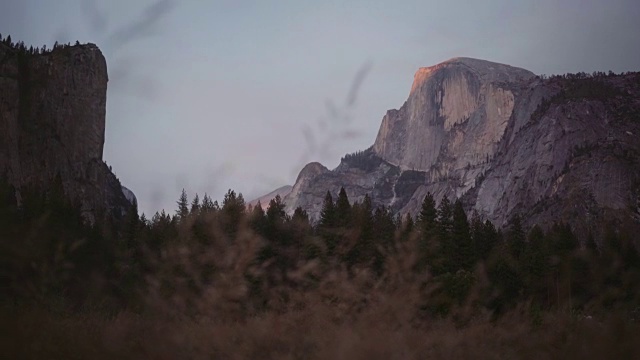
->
[0, 40, 133, 219]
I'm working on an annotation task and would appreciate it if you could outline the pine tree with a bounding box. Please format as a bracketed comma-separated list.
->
[373, 205, 396, 249]
[266, 195, 287, 223]
[471, 214, 498, 262]
[346, 194, 374, 267]
[418, 192, 437, 231]
[176, 189, 189, 220]
[319, 191, 336, 228]
[452, 200, 473, 270]
[222, 189, 246, 214]
[292, 207, 309, 223]
[335, 187, 351, 227]
[250, 201, 267, 236]
[252, 200, 264, 217]
[318, 191, 337, 256]
[522, 225, 548, 303]
[433, 195, 454, 273]
[404, 213, 414, 234]
[201, 193, 215, 213]
[437, 195, 453, 236]
[415, 193, 438, 270]
[371, 205, 396, 275]
[190, 193, 201, 215]
[221, 189, 246, 239]
[123, 201, 141, 249]
[507, 214, 525, 260]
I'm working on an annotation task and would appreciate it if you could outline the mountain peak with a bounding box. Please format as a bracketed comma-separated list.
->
[411, 57, 535, 94]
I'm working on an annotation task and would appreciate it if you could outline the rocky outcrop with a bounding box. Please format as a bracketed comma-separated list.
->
[122, 186, 137, 206]
[373, 57, 534, 172]
[468, 74, 640, 234]
[272, 57, 640, 233]
[0, 41, 132, 219]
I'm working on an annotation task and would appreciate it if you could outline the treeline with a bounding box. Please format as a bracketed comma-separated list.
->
[530, 72, 639, 125]
[1, 180, 639, 320]
[340, 147, 383, 171]
[536, 70, 639, 81]
[0, 33, 81, 56]
[0, 176, 128, 307]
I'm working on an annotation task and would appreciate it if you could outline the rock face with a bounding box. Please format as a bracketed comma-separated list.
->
[276, 57, 640, 234]
[373, 57, 534, 172]
[0, 41, 132, 218]
[122, 186, 138, 206]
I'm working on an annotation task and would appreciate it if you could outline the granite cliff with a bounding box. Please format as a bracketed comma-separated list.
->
[273, 57, 640, 234]
[0, 39, 133, 219]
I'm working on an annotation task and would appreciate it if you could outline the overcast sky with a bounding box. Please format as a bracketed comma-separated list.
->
[2, 0, 639, 216]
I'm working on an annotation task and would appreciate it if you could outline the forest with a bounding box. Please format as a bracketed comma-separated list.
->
[1, 177, 639, 358]
[1, 34, 639, 355]
[0, 33, 80, 56]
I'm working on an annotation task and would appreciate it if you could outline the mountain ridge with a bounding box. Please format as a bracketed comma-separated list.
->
[255, 57, 640, 236]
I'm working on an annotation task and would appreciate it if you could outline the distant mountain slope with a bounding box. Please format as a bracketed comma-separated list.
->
[248, 185, 293, 210]
[265, 57, 640, 235]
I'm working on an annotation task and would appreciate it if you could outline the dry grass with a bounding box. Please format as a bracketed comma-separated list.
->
[3, 301, 640, 359]
[3, 217, 640, 359]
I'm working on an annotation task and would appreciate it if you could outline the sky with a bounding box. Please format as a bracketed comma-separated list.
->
[2, 0, 639, 216]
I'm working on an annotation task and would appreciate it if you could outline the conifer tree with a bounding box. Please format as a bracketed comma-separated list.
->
[318, 191, 338, 256]
[221, 189, 246, 239]
[222, 189, 246, 213]
[176, 189, 189, 219]
[371, 205, 396, 275]
[437, 195, 453, 237]
[416, 192, 438, 270]
[522, 225, 548, 303]
[252, 200, 265, 218]
[319, 191, 336, 228]
[404, 213, 414, 234]
[507, 214, 525, 260]
[452, 200, 473, 270]
[335, 187, 351, 227]
[190, 193, 200, 215]
[249, 201, 266, 236]
[418, 192, 437, 231]
[266, 195, 287, 222]
[201, 193, 215, 213]
[471, 213, 498, 262]
[429, 195, 454, 274]
[373, 205, 395, 249]
[292, 206, 309, 223]
[345, 194, 374, 267]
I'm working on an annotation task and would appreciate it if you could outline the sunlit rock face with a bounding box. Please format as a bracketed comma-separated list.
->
[373, 57, 533, 172]
[0, 42, 132, 219]
[255, 58, 640, 234]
